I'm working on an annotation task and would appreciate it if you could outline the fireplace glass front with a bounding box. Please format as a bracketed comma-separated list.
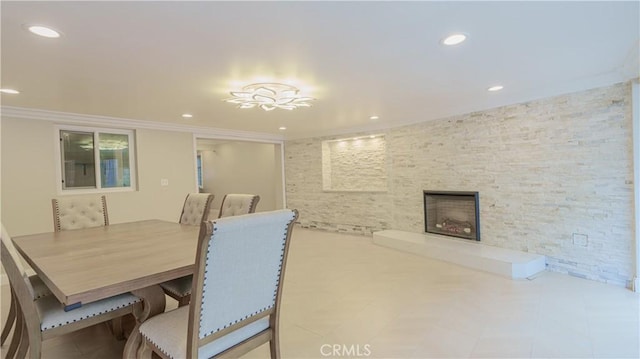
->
[423, 191, 480, 241]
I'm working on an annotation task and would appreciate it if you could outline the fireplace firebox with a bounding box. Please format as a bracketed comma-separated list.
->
[423, 191, 480, 241]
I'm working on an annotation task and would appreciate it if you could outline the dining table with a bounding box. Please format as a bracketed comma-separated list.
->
[12, 219, 202, 358]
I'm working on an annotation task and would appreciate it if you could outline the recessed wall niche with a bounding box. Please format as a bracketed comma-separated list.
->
[321, 135, 388, 192]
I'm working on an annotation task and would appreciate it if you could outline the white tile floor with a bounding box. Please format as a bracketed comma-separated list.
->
[2, 228, 639, 358]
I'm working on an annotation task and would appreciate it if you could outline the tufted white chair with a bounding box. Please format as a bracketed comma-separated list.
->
[160, 193, 214, 306]
[0, 225, 142, 359]
[179, 193, 215, 226]
[52, 195, 109, 232]
[217, 193, 260, 218]
[139, 209, 298, 359]
[50, 195, 128, 338]
[161, 193, 258, 307]
[3, 195, 110, 353]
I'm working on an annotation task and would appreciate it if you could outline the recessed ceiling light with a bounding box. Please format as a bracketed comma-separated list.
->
[487, 85, 504, 92]
[0, 88, 20, 94]
[27, 25, 61, 38]
[369, 115, 379, 120]
[181, 113, 193, 118]
[441, 33, 467, 46]
[279, 126, 287, 131]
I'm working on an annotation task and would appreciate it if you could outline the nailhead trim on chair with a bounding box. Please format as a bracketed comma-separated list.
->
[197, 215, 295, 339]
[140, 333, 174, 359]
[40, 295, 141, 331]
[53, 196, 108, 232]
[160, 277, 192, 297]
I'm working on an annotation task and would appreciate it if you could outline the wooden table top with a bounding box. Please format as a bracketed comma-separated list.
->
[13, 220, 200, 308]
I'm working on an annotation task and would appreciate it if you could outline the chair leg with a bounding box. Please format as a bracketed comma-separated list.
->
[1, 289, 17, 346]
[269, 332, 280, 359]
[177, 295, 191, 307]
[137, 338, 153, 359]
[111, 318, 124, 340]
[6, 303, 24, 359]
[15, 320, 29, 359]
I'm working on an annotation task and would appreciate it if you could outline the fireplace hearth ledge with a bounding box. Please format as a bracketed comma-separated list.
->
[373, 230, 546, 279]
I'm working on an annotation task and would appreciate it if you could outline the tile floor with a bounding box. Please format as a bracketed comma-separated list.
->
[1, 228, 639, 358]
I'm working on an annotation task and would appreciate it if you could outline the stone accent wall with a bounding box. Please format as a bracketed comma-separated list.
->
[322, 136, 387, 191]
[285, 82, 634, 287]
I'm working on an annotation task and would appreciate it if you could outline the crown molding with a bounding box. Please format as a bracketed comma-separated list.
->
[0, 106, 284, 142]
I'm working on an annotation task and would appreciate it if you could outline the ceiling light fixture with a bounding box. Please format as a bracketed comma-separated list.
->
[181, 113, 193, 118]
[26, 25, 61, 38]
[279, 126, 287, 131]
[0, 88, 20, 94]
[487, 85, 504, 92]
[224, 82, 314, 111]
[369, 115, 379, 120]
[441, 33, 467, 46]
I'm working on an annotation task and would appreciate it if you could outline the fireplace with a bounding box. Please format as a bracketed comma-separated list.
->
[423, 191, 480, 241]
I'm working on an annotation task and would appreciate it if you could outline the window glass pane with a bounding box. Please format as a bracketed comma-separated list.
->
[99, 133, 130, 188]
[61, 131, 97, 189]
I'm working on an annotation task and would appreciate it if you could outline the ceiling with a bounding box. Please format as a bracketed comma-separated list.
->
[1, 1, 638, 140]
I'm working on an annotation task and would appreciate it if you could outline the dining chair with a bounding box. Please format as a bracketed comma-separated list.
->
[0, 225, 143, 359]
[52, 195, 109, 231]
[160, 193, 214, 306]
[51, 194, 127, 338]
[160, 193, 258, 307]
[0, 274, 50, 349]
[178, 193, 215, 226]
[139, 209, 298, 359]
[216, 193, 260, 218]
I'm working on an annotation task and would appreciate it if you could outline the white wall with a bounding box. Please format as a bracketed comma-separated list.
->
[1, 117, 197, 236]
[285, 81, 634, 287]
[197, 140, 282, 216]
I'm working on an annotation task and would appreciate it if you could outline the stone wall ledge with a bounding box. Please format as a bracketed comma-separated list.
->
[373, 230, 546, 279]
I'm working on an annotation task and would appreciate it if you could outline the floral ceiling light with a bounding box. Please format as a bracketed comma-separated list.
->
[224, 82, 314, 111]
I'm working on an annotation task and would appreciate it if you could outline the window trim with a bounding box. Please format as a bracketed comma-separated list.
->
[196, 152, 204, 190]
[55, 125, 137, 195]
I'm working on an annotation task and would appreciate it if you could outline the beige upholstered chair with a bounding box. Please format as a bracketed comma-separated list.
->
[217, 193, 260, 218]
[0, 225, 142, 359]
[52, 195, 109, 231]
[160, 193, 258, 307]
[139, 209, 298, 359]
[178, 193, 215, 226]
[1, 275, 50, 353]
[51, 195, 126, 338]
[2, 194, 109, 352]
[160, 193, 214, 306]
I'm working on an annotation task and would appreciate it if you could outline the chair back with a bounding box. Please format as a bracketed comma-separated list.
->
[1, 225, 38, 319]
[217, 194, 260, 218]
[186, 209, 297, 357]
[52, 195, 109, 232]
[179, 193, 214, 226]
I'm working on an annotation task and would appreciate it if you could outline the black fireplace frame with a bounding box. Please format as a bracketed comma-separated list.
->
[423, 190, 480, 241]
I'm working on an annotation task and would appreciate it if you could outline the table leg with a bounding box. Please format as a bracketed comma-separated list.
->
[123, 285, 166, 359]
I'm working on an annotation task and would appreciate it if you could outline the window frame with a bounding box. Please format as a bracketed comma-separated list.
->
[55, 125, 137, 195]
[196, 152, 204, 190]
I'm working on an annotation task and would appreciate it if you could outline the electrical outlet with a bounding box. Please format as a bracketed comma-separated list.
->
[572, 233, 588, 247]
[160, 179, 169, 186]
